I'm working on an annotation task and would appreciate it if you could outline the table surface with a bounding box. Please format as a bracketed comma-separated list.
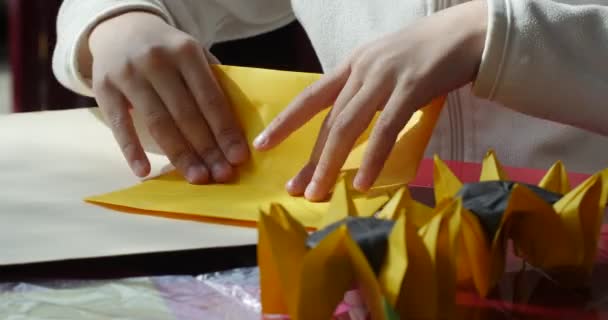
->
[4, 109, 608, 319]
[0, 108, 258, 267]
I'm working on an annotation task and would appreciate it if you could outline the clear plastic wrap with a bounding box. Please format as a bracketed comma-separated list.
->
[0, 268, 262, 320]
[3, 225, 608, 319]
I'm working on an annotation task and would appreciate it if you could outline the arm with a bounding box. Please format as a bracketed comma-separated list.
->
[53, 0, 175, 96]
[473, 0, 608, 136]
[52, 0, 295, 97]
[52, 0, 293, 184]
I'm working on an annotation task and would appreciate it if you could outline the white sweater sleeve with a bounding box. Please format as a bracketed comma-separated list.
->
[473, 0, 608, 136]
[53, 0, 176, 97]
[52, 0, 294, 97]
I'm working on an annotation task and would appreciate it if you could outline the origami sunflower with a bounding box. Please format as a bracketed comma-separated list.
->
[258, 151, 608, 320]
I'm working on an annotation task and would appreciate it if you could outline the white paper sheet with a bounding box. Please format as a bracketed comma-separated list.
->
[0, 108, 257, 266]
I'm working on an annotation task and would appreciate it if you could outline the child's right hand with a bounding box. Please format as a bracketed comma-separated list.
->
[88, 12, 249, 184]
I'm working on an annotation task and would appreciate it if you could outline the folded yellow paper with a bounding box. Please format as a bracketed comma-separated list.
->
[87, 65, 444, 228]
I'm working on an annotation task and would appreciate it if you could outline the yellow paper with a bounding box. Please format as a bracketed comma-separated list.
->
[539, 161, 571, 194]
[457, 206, 491, 296]
[379, 212, 437, 319]
[378, 213, 408, 306]
[433, 155, 463, 205]
[479, 150, 508, 181]
[87, 65, 444, 228]
[297, 226, 355, 320]
[553, 174, 603, 274]
[258, 204, 308, 315]
[323, 178, 357, 226]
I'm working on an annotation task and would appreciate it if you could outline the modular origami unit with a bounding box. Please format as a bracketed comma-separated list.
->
[258, 151, 608, 320]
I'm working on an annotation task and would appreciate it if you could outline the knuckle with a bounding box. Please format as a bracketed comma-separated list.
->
[215, 127, 243, 147]
[106, 110, 128, 130]
[200, 91, 225, 109]
[198, 146, 224, 164]
[115, 61, 137, 82]
[331, 116, 356, 137]
[171, 105, 197, 124]
[331, 120, 349, 136]
[174, 38, 200, 57]
[120, 140, 140, 158]
[314, 161, 331, 177]
[136, 45, 170, 69]
[352, 52, 372, 70]
[164, 93, 196, 117]
[217, 127, 242, 141]
[144, 112, 168, 139]
[93, 74, 114, 91]
[300, 85, 317, 104]
[170, 148, 195, 169]
[375, 118, 399, 139]
[399, 74, 418, 89]
[370, 60, 393, 76]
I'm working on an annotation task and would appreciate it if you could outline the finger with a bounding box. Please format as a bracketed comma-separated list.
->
[253, 63, 351, 151]
[285, 162, 316, 196]
[304, 82, 389, 201]
[285, 73, 361, 195]
[354, 91, 414, 192]
[116, 73, 209, 184]
[94, 80, 150, 177]
[142, 56, 234, 183]
[177, 42, 249, 165]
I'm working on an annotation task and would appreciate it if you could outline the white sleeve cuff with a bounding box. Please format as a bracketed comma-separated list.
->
[472, 0, 510, 100]
[53, 1, 175, 97]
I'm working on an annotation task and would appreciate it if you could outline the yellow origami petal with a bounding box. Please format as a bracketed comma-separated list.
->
[419, 200, 458, 318]
[376, 187, 434, 226]
[600, 169, 608, 207]
[554, 174, 603, 274]
[433, 155, 463, 206]
[322, 178, 357, 227]
[457, 207, 492, 296]
[297, 226, 354, 320]
[539, 161, 571, 194]
[479, 150, 508, 181]
[441, 199, 461, 316]
[502, 185, 578, 270]
[297, 226, 387, 320]
[379, 211, 408, 305]
[377, 187, 410, 221]
[341, 229, 387, 320]
[258, 211, 288, 314]
[354, 194, 391, 218]
[379, 212, 437, 319]
[396, 231, 437, 320]
[258, 204, 309, 316]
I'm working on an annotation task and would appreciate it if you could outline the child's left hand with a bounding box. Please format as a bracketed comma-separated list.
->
[254, 1, 488, 201]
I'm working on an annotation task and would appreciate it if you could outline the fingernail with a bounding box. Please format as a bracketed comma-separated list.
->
[133, 160, 147, 177]
[186, 165, 209, 184]
[353, 174, 371, 192]
[212, 162, 233, 182]
[304, 181, 320, 200]
[227, 142, 249, 164]
[253, 131, 268, 149]
[286, 178, 300, 195]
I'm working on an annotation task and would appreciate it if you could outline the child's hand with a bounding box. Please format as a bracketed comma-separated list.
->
[89, 12, 248, 184]
[254, 1, 487, 201]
